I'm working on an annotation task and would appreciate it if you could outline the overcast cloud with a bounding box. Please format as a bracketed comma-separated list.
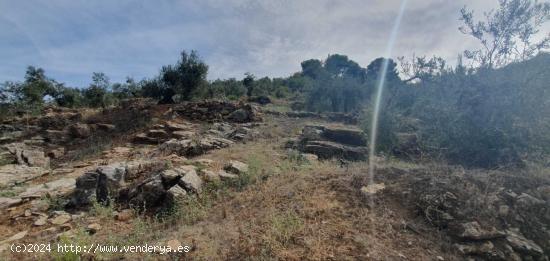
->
[0, 0, 513, 87]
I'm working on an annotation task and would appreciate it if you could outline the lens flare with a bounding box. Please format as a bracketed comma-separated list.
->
[368, 0, 408, 186]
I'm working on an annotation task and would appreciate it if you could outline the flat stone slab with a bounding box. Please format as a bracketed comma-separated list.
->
[19, 178, 76, 199]
[0, 164, 49, 186]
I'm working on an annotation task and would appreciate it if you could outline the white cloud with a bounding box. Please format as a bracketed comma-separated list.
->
[0, 0, 544, 87]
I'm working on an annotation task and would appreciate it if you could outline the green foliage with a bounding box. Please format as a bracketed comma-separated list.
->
[159, 50, 208, 103]
[83, 72, 112, 108]
[53, 86, 83, 108]
[459, 0, 550, 68]
[302, 54, 397, 113]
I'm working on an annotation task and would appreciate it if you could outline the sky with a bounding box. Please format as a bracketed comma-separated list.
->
[0, 0, 508, 87]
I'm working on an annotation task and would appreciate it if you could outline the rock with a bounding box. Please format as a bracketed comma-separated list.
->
[44, 130, 67, 143]
[226, 109, 251, 123]
[200, 170, 221, 182]
[34, 216, 48, 226]
[115, 209, 134, 222]
[133, 133, 160, 144]
[49, 214, 71, 225]
[303, 140, 367, 161]
[167, 185, 187, 200]
[454, 241, 495, 256]
[321, 126, 367, 146]
[128, 176, 166, 210]
[516, 193, 545, 208]
[158, 139, 193, 156]
[20, 178, 76, 199]
[166, 239, 182, 250]
[194, 158, 214, 167]
[172, 131, 195, 139]
[302, 153, 318, 162]
[224, 160, 248, 175]
[505, 229, 544, 257]
[147, 129, 169, 139]
[69, 123, 91, 138]
[0, 197, 22, 209]
[96, 164, 126, 204]
[5, 144, 50, 168]
[360, 183, 386, 196]
[96, 123, 116, 132]
[0, 230, 28, 244]
[125, 160, 168, 180]
[86, 223, 101, 234]
[165, 121, 189, 131]
[457, 221, 505, 240]
[71, 172, 99, 206]
[177, 168, 202, 194]
[218, 171, 239, 181]
[161, 169, 182, 188]
[47, 148, 65, 159]
[30, 200, 49, 212]
[0, 164, 49, 186]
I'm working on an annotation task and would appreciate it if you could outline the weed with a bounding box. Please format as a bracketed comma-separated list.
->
[266, 210, 304, 247]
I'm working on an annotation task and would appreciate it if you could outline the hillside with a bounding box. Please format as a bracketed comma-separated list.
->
[0, 99, 548, 260]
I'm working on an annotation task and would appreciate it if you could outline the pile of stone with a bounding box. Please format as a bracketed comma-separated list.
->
[287, 125, 368, 161]
[382, 165, 550, 260]
[133, 121, 196, 144]
[174, 100, 261, 123]
[157, 136, 234, 157]
[266, 110, 359, 124]
[70, 159, 249, 212]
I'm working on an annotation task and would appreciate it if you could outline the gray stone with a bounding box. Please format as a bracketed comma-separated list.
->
[505, 229, 544, 257]
[177, 168, 202, 194]
[160, 169, 181, 188]
[49, 214, 71, 225]
[224, 160, 248, 175]
[457, 221, 505, 240]
[0, 164, 48, 186]
[516, 193, 545, 208]
[20, 178, 76, 199]
[226, 109, 250, 123]
[69, 123, 91, 138]
[0, 197, 22, 209]
[167, 185, 187, 200]
[218, 170, 239, 181]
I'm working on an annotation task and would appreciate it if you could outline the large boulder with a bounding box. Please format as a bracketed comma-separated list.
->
[302, 140, 367, 161]
[293, 125, 368, 161]
[69, 123, 91, 139]
[5, 143, 49, 168]
[321, 126, 366, 146]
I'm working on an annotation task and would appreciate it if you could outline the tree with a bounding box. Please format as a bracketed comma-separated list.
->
[459, 0, 550, 68]
[84, 72, 110, 108]
[243, 73, 255, 97]
[160, 50, 208, 103]
[19, 66, 57, 105]
[301, 59, 324, 79]
[54, 85, 83, 108]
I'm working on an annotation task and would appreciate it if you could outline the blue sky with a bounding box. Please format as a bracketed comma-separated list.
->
[0, 0, 503, 87]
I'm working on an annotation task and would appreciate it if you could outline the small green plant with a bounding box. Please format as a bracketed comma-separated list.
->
[90, 200, 115, 219]
[267, 210, 304, 247]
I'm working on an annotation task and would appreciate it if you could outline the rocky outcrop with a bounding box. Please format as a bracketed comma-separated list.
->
[70, 160, 168, 207]
[4, 143, 49, 168]
[383, 165, 550, 260]
[392, 133, 421, 160]
[68, 123, 91, 139]
[173, 100, 261, 123]
[157, 136, 234, 157]
[288, 125, 368, 161]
